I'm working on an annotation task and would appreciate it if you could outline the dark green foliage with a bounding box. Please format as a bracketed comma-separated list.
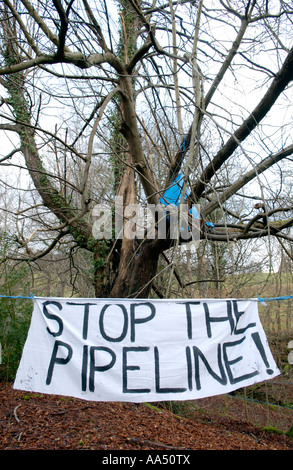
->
[286, 424, 293, 441]
[0, 300, 32, 381]
[261, 423, 293, 440]
[261, 425, 284, 435]
[0, 235, 33, 381]
[116, 0, 137, 62]
[109, 0, 138, 193]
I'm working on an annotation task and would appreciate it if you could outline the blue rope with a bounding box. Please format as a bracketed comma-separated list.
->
[0, 294, 34, 300]
[228, 393, 293, 410]
[0, 293, 292, 303]
[258, 295, 293, 303]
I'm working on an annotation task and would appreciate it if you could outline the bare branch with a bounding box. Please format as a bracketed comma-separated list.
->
[203, 144, 293, 217]
[19, 0, 65, 51]
[0, 146, 21, 163]
[193, 46, 293, 200]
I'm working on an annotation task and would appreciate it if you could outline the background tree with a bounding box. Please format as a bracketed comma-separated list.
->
[0, 0, 293, 299]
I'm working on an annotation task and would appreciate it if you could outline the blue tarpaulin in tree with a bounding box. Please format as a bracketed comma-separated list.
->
[160, 173, 214, 229]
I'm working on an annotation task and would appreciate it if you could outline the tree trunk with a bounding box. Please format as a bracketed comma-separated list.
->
[124, 239, 165, 298]
[107, 160, 137, 298]
[95, 159, 168, 299]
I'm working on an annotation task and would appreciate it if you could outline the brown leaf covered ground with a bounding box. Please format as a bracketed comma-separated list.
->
[0, 382, 292, 451]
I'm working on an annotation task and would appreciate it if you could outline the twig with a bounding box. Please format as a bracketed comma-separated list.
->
[127, 437, 191, 450]
[13, 405, 21, 423]
[51, 405, 93, 415]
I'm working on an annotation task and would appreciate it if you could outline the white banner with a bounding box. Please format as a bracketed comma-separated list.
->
[14, 297, 279, 402]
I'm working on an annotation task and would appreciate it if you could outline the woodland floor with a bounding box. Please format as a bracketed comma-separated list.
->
[0, 381, 292, 452]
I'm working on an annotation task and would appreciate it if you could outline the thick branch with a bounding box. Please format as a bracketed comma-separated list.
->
[118, 73, 159, 204]
[52, 0, 73, 57]
[193, 46, 293, 200]
[203, 144, 293, 217]
[0, 50, 125, 75]
[0, 54, 59, 75]
[0, 146, 21, 163]
[20, 0, 65, 51]
[127, 40, 153, 73]
[2, 67, 92, 249]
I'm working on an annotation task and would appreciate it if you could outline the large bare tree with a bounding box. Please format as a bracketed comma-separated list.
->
[0, 0, 293, 298]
